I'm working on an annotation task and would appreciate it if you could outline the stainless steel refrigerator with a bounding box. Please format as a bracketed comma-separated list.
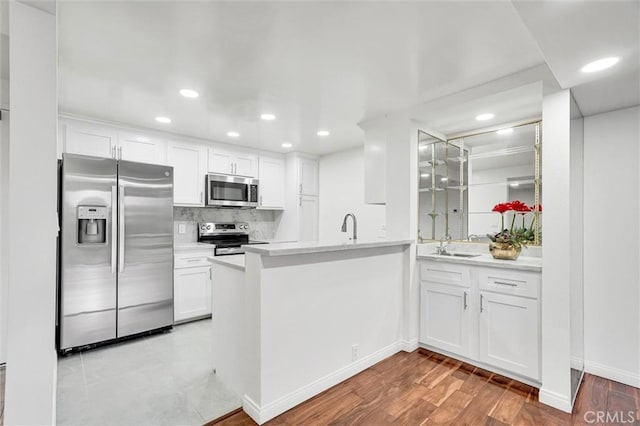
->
[58, 153, 174, 351]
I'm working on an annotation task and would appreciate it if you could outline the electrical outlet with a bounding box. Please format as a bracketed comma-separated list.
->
[351, 344, 359, 361]
[178, 224, 186, 234]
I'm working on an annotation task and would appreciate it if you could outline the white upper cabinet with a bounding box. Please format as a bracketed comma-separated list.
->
[208, 148, 257, 177]
[63, 122, 117, 159]
[167, 141, 206, 206]
[298, 158, 318, 196]
[118, 132, 166, 165]
[258, 156, 285, 209]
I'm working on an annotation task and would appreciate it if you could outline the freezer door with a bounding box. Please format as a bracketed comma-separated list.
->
[117, 160, 174, 337]
[60, 154, 118, 349]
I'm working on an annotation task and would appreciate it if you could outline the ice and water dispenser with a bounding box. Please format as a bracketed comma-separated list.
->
[77, 205, 108, 244]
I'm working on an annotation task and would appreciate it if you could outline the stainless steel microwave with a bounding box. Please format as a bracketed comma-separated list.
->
[206, 173, 259, 208]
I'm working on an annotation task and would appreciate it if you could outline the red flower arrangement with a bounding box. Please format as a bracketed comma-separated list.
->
[489, 200, 541, 248]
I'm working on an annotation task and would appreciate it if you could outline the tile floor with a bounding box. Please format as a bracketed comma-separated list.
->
[57, 319, 241, 425]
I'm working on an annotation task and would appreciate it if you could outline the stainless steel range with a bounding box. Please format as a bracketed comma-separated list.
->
[198, 222, 267, 255]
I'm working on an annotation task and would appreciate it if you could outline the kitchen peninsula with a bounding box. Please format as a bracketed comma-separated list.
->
[209, 239, 412, 425]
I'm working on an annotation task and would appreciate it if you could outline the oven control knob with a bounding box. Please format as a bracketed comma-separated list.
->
[207, 225, 212, 230]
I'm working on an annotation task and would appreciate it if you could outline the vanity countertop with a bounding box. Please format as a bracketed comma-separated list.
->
[417, 252, 542, 272]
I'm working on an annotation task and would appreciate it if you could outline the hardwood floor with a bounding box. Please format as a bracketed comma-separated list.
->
[211, 349, 640, 425]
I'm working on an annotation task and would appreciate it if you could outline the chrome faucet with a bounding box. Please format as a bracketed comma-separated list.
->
[341, 213, 357, 240]
[437, 235, 451, 254]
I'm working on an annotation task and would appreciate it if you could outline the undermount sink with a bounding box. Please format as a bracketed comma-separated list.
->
[433, 252, 481, 258]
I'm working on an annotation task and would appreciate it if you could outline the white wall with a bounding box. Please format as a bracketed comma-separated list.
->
[540, 90, 572, 412]
[583, 105, 640, 387]
[5, 2, 58, 424]
[318, 147, 386, 241]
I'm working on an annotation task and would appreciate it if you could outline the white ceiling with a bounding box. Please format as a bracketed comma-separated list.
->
[57, 1, 545, 155]
[512, 0, 640, 117]
[57, 1, 639, 155]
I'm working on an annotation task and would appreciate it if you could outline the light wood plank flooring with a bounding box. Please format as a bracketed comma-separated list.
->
[211, 349, 640, 425]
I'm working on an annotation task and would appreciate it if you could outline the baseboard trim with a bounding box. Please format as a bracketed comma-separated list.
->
[539, 387, 573, 413]
[585, 360, 640, 388]
[242, 341, 401, 424]
[400, 338, 419, 352]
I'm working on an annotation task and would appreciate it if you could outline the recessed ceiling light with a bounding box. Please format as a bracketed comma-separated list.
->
[317, 130, 330, 137]
[155, 116, 171, 124]
[497, 128, 513, 135]
[510, 182, 520, 187]
[581, 57, 620, 73]
[227, 131, 240, 138]
[441, 177, 448, 182]
[179, 89, 199, 98]
[261, 113, 276, 121]
[137, 137, 150, 142]
[475, 113, 494, 121]
[419, 145, 428, 150]
[421, 173, 430, 178]
[281, 143, 292, 148]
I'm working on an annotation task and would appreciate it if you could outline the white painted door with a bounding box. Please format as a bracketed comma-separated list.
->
[479, 291, 539, 379]
[419, 282, 471, 358]
[64, 122, 117, 158]
[258, 157, 285, 209]
[118, 132, 166, 165]
[208, 148, 234, 174]
[167, 141, 205, 206]
[298, 195, 318, 242]
[234, 153, 257, 177]
[299, 158, 318, 196]
[174, 266, 212, 322]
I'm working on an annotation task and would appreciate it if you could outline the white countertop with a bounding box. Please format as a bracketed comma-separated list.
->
[417, 252, 542, 272]
[208, 255, 245, 271]
[242, 239, 413, 257]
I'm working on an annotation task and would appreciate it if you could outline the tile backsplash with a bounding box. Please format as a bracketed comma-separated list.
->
[173, 207, 281, 243]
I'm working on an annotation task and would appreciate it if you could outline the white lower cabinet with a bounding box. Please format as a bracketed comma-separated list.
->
[479, 291, 539, 379]
[419, 260, 540, 381]
[174, 250, 213, 323]
[420, 282, 470, 358]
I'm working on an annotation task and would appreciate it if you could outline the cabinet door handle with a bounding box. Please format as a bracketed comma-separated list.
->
[299, 183, 302, 194]
[480, 294, 484, 312]
[463, 291, 468, 310]
[493, 280, 518, 287]
[259, 195, 263, 206]
[118, 146, 123, 160]
[112, 146, 116, 158]
[200, 191, 203, 204]
[299, 196, 302, 207]
[209, 268, 212, 280]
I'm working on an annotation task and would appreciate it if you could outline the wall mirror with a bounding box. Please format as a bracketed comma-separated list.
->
[418, 121, 541, 245]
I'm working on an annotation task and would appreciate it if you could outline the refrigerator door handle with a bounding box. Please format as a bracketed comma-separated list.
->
[111, 185, 118, 273]
[119, 184, 125, 272]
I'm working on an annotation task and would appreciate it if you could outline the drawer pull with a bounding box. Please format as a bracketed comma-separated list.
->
[186, 259, 202, 263]
[480, 294, 485, 312]
[493, 280, 519, 287]
[463, 291, 468, 310]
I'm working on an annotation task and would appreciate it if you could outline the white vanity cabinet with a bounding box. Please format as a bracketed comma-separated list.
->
[419, 260, 541, 382]
[174, 248, 214, 323]
[419, 262, 471, 358]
